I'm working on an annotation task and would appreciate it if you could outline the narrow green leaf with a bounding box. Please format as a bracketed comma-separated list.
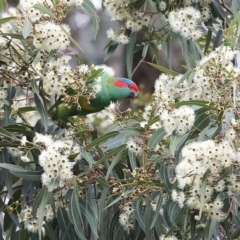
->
[38, 190, 50, 239]
[148, 127, 166, 148]
[150, 193, 163, 229]
[175, 70, 195, 87]
[135, 200, 145, 231]
[106, 148, 127, 179]
[44, 221, 58, 240]
[233, 0, 240, 18]
[194, 108, 211, 131]
[160, 163, 171, 191]
[81, 149, 94, 167]
[57, 207, 75, 240]
[204, 30, 212, 54]
[105, 189, 132, 210]
[0, 149, 12, 198]
[168, 202, 181, 224]
[0, 127, 17, 139]
[104, 41, 118, 61]
[95, 176, 110, 188]
[17, 106, 37, 113]
[66, 189, 87, 240]
[22, 18, 32, 39]
[190, 213, 196, 239]
[150, 43, 160, 65]
[212, 1, 230, 25]
[0, 0, 4, 15]
[224, 38, 235, 47]
[0, 163, 24, 172]
[144, 62, 178, 76]
[82, 0, 100, 40]
[231, 225, 240, 239]
[33, 4, 56, 18]
[10, 170, 43, 181]
[93, 144, 126, 168]
[221, 220, 231, 240]
[32, 186, 48, 217]
[147, 116, 160, 127]
[0, 17, 16, 24]
[108, 210, 120, 240]
[10, 229, 29, 240]
[78, 197, 98, 238]
[167, 40, 172, 69]
[0, 141, 20, 147]
[46, 177, 60, 192]
[182, 38, 194, 68]
[165, 207, 186, 237]
[126, 32, 137, 78]
[87, 68, 104, 83]
[174, 100, 214, 108]
[197, 124, 213, 141]
[214, 30, 223, 49]
[199, 169, 210, 218]
[3, 33, 25, 39]
[4, 125, 34, 137]
[132, 42, 149, 76]
[169, 133, 188, 156]
[85, 131, 119, 150]
[144, 203, 153, 240]
[128, 151, 137, 170]
[34, 93, 48, 132]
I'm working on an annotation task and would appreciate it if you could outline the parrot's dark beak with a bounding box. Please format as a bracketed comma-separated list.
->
[129, 91, 138, 99]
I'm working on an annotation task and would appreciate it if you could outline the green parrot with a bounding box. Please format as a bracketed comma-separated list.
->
[51, 72, 139, 121]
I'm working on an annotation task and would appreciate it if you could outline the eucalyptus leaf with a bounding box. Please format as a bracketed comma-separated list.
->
[148, 127, 166, 148]
[85, 131, 119, 150]
[82, 0, 100, 40]
[106, 148, 127, 179]
[126, 32, 137, 78]
[22, 18, 32, 39]
[66, 189, 88, 240]
[144, 62, 178, 76]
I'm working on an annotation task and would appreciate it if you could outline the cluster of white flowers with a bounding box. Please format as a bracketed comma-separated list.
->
[20, 204, 55, 233]
[161, 106, 195, 136]
[159, 235, 178, 240]
[39, 55, 73, 95]
[150, 194, 167, 215]
[33, 23, 71, 52]
[104, 0, 151, 44]
[19, 0, 83, 22]
[141, 46, 240, 134]
[0, 0, 86, 99]
[126, 138, 143, 155]
[173, 138, 239, 221]
[33, 133, 81, 190]
[119, 203, 134, 231]
[168, 6, 203, 40]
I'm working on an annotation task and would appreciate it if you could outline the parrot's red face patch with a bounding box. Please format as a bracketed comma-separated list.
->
[114, 79, 139, 99]
[114, 81, 139, 91]
[114, 81, 128, 88]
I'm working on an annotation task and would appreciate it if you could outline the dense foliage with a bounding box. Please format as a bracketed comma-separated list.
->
[0, 0, 240, 239]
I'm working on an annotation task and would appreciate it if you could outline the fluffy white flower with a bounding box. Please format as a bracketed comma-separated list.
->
[34, 133, 81, 190]
[168, 7, 203, 40]
[21, 136, 27, 146]
[126, 139, 143, 155]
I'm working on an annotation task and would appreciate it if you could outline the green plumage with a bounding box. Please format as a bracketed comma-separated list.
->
[51, 72, 138, 121]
